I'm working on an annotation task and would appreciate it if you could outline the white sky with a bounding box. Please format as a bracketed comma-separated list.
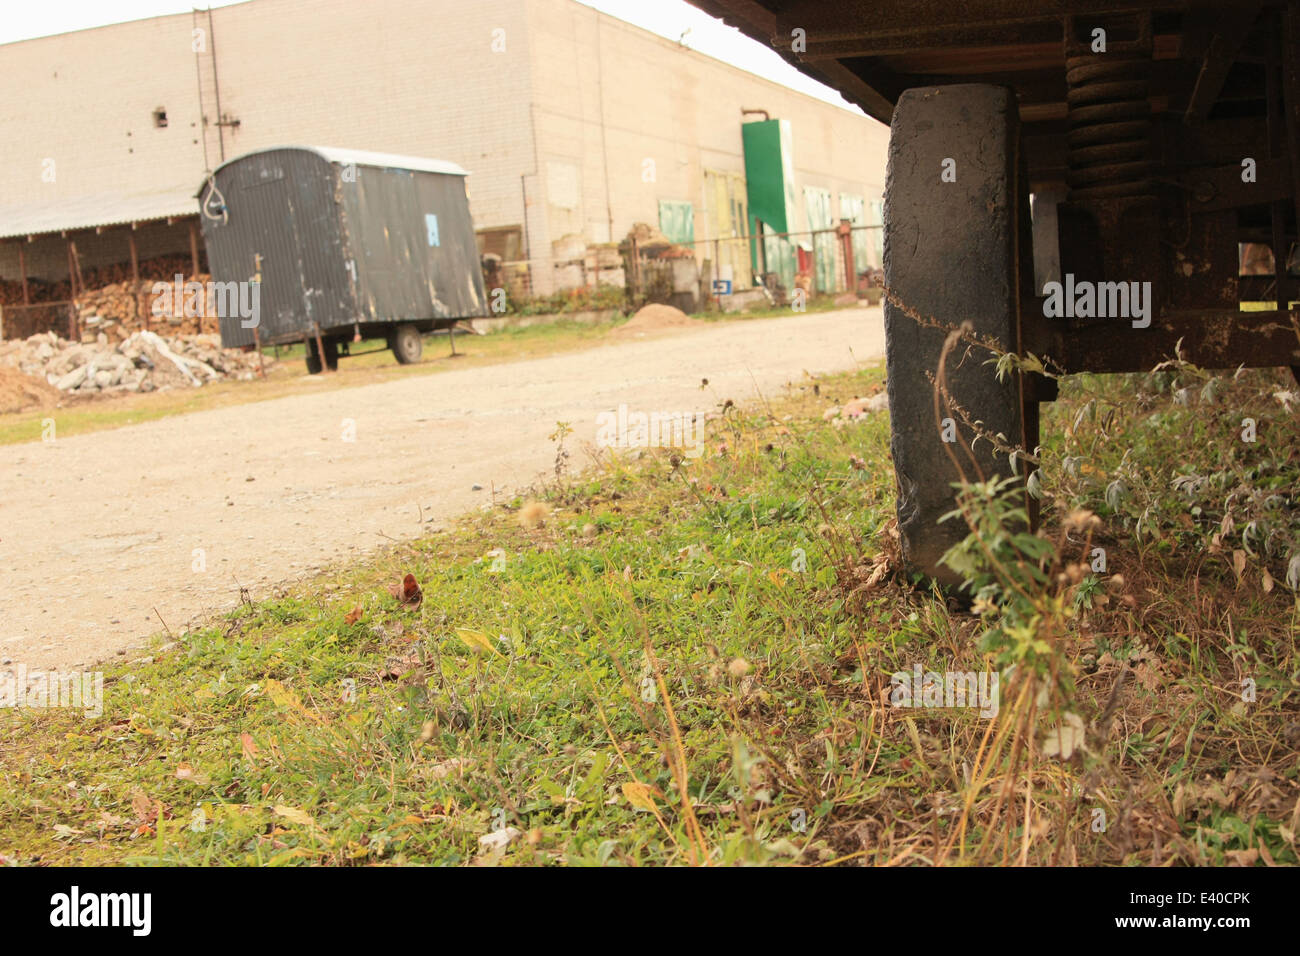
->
[0, 0, 864, 114]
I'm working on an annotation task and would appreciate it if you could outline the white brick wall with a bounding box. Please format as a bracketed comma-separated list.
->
[0, 0, 889, 286]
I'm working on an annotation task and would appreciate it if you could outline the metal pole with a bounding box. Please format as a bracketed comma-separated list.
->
[713, 237, 721, 310]
[208, 6, 225, 164]
[189, 221, 202, 332]
[839, 219, 855, 293]
[313, 322, 330, 373]
[18, 245, 28, 305]
[252, 324, 265, 378]
[128, 229, 145, 331]
[65, 240, 79, 340]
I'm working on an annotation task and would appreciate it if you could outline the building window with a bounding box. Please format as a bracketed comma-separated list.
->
[153, 108, 168, 128]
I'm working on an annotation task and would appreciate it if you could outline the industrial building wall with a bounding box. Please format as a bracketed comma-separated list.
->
[524, 0, 891, 281]
[0, 0, 887, 291]
[0, 13, 205, 209]
[204, 0, 534, 234]
[0, 0, 535, 268]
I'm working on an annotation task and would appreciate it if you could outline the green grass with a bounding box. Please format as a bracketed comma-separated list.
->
[1, 357, 1294, 867]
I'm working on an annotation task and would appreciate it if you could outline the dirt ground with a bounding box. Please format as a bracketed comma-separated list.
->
[0, 306, 884, 672]
[0, 367, 61, 415]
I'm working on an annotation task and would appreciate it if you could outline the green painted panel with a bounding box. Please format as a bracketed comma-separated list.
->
[657, 200, 694, 245]
[804, 186, 836, 292]
[869, 200, 884, 265]
[742, 119, 796, 234]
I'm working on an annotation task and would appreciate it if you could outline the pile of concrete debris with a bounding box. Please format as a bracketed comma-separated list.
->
[0, 330, 274, 396]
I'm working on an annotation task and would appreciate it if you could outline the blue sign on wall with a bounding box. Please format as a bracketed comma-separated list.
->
[425, 214, 440, 247]
[712, 279, 733, 295]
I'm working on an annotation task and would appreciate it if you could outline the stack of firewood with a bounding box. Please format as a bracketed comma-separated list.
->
[76, 275, 221, 342]
[0, 253, 202, 308]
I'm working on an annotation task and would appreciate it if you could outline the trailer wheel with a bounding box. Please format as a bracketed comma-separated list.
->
[883, 84, 1037, 589]
[390, 324, 423, 364]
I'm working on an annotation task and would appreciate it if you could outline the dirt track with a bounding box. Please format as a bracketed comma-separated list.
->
[0, 307, 884, 672]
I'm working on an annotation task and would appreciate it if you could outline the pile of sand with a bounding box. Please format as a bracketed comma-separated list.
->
[612, 303, 701, 337]
[0, 367, 62, 414]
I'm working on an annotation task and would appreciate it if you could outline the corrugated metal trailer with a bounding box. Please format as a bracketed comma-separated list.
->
[196, 146, 487, 372]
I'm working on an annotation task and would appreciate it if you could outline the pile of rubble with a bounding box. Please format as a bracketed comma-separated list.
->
[0, 330, 274, 396]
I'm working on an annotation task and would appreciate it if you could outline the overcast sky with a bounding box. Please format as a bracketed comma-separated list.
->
[0, 0, 863, 113]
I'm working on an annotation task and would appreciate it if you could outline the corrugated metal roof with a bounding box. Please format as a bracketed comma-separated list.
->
[209, 146, 469, 181]
[0, 189, 198, 240]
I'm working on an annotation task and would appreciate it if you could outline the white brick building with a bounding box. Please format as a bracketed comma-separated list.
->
[0, 0, 889, 297]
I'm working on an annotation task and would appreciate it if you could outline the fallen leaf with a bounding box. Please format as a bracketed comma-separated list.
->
[175, 763, 211, 785]
[265, 679, 307, 715]
[388, 573, 423, 609]
[456, 629, 498, 655]
[1042, 712, 1087, 760]
[240, 732, 259, 761]
[622, 781, 662, 813]
[273, 805, 315, 827]
[344, 605, 364, 625]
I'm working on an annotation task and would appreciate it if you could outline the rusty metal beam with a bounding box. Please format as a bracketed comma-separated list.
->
[1182, 156, 1294, 211]
[688, 0, 896, 120]
[1057, 308, 1300, 372]
[799, 26, 1062, 60]
[1183, 4, 1263, 123]
[772, 0, 1211, 36]
[1283, 4, 1300, 235]
[887, 45, 1065, 75]
[804, 58, 899, 120]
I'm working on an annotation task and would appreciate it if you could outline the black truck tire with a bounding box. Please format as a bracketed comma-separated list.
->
[883, 84, 1036, 588]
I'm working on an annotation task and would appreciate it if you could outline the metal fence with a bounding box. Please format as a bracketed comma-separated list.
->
[478, 222, 882, 313]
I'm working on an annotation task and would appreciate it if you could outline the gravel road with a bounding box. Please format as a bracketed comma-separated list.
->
[0, 307, 884, 672]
